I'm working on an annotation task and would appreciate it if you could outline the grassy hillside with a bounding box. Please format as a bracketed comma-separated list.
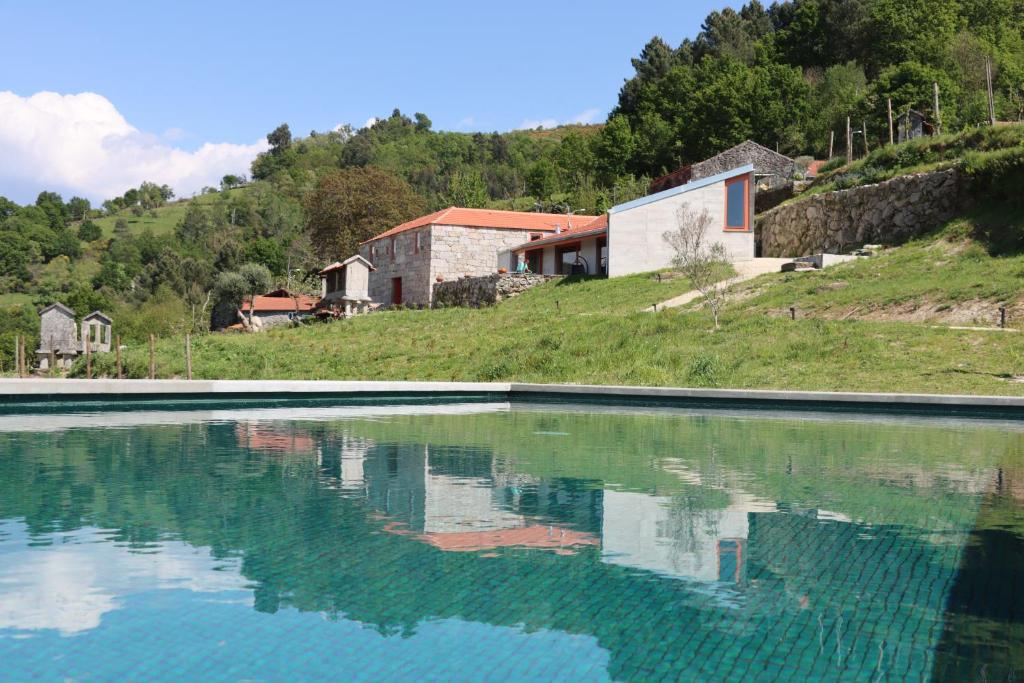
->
[81, 216, 1024, 395]
[84, 188, 248, 238]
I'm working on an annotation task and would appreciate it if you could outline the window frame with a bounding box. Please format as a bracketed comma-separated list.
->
[390, 237, 397, 261]
[723, 174, 751, 232]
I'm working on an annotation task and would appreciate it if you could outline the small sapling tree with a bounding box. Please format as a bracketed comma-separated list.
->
[663, 204, 730, 329]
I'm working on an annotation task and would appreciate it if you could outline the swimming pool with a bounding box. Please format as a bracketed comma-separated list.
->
[0, 402, 1021, 681]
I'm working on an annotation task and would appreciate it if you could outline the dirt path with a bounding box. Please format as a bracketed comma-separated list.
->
[646, 258, 790, 312]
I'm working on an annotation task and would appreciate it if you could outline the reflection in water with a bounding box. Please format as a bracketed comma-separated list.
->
[0, 405, 1021, 681]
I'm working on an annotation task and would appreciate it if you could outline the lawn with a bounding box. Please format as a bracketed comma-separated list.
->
[86, 262, 1024, 395]
[84, 188, 246, 237]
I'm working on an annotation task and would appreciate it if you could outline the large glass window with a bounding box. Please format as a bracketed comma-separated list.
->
[725, 176, 749, 231]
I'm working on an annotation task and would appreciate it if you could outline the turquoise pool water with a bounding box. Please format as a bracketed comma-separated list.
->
[0, 403, 1021, 681]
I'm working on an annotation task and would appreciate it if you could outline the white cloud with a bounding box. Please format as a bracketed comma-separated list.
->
[457, 116, 477, 129]
[518, 108, 603, 131]
[362, 117, 380, 130]
[568, 108, 602, 125]
[0, 91, 268, 203]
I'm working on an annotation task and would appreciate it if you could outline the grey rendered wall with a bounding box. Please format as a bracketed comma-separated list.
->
[607, 178, 755, 278]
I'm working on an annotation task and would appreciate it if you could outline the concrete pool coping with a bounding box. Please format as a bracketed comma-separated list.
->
[0, 379, 1023, 418]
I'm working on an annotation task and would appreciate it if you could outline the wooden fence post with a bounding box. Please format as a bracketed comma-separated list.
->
[934, 82, 942, 135]
[828, 131, 835, 159]
[149, 334, 156, 379]
[887, 99, 894, 145]
[846, 117, 853, 164]
[986, 58, 997, 126]
[116, 335, 123, 380]
[862, 121, 870, 156]
[185, 334, 193, 380]
[49, 336, 55, 378]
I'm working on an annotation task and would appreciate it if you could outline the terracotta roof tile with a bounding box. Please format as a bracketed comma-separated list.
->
[513, 214, 608, 250]
[241, 294, 320, 313]
[361, 207, 599, 244]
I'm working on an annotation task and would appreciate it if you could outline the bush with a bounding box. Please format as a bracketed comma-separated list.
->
[687, 353, 725, 387]
[78, 220, 102, 242]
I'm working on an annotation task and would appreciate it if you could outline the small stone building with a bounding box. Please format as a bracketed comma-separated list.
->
[37, 303, 80, 371]
[82, 311, 113, 354]
[358, 207, 597, 306]
[897, 110, 935, 143]
[318, 255, 375, 316]
[649, 140, 796, 195]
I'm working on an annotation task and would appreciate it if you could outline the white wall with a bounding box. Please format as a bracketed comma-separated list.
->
[607, 174, 754, 278]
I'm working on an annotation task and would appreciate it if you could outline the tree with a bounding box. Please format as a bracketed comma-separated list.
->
[663, 204, 730, 329]
[67, 196, 91, 221]
[0, 196, 18, 221]
[443, 169, 489, 208]
[114, 219, 130, 237]
[237, 262, 272, 329]
[35, 191, 69, 229]
[268, 124, 292, 156]
[175, 203, 214, 244]
[414, 113, 432, 132]
[305, 167, 426, 260]
[77, 220, 102, 243]
[221, 174, 245, 191]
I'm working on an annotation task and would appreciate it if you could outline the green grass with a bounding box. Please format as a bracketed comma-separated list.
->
[736, 210, 1024, 323]
[798, 123, 1024, 199]
[84, 242, 1024, 395]
[84, 188, 246, 238]
[0, 293, 34, 306]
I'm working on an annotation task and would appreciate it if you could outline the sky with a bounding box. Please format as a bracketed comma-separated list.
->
[0, 0, 727, 203]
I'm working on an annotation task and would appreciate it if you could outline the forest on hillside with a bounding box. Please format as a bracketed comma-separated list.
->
[2, 0, 1023, 369]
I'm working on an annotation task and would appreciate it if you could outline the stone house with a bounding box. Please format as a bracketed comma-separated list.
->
[513, 165, 755, 278]
[318, 255, 375, 316]
[649, 140, 795, 195]
[358, 207, 596, 306]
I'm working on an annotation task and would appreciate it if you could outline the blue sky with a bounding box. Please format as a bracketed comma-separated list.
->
[0, 0, 728, 202]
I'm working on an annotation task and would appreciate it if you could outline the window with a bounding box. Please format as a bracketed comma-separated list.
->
[414, 231, 422, 254]
[390, 237, 397, 261]
[724, 175, 750, 231]
[371, 245, 377, 258]
[529, 232, 543, 242]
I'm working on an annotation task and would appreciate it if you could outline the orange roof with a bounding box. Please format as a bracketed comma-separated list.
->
[416, 525, 600, 553]
[361, 207, 599, 244]
[513, 214, 608, 250]
[241, 294, 319, 313]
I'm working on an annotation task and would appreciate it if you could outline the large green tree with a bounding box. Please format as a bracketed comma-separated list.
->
[305, 167, 426, 261]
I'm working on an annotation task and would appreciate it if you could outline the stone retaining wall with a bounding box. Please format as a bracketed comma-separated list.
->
[433, 273, 556, 308]
[757, 169, 964, 257]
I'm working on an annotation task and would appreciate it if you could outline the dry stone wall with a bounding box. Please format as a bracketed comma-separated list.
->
[433, 273, 556, 308]
[757, 169, 964, 257]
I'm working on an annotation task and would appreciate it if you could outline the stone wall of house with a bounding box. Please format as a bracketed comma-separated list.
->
[757, 169, 964, 257]
[359, 226, 433, 306]
[692, 140, 795, 183]
[428, 226, 536, 292]
[433, 273, 557, 308]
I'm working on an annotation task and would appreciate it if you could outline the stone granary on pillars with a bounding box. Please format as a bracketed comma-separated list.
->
[36, 304, 114, 371]
[317, 255, 376, 317]
[82, 311, 113, 354]
[37, 303, 79, 371]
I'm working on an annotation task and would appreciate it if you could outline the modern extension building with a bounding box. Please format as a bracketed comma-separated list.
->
[358, 207, 597, 306]
[513, 165, 755, 278]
